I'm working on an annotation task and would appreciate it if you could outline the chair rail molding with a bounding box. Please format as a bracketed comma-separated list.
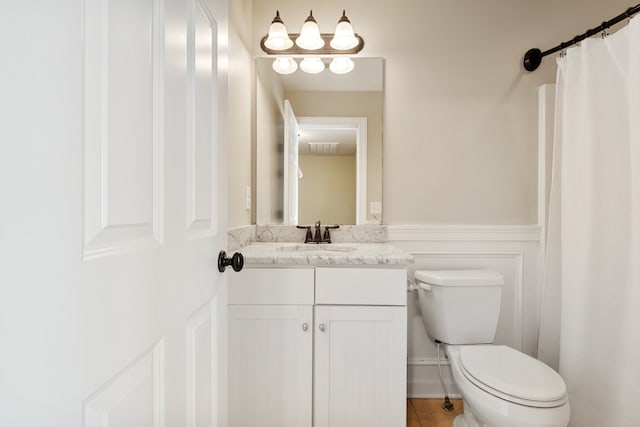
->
[387, 224, 541, 242]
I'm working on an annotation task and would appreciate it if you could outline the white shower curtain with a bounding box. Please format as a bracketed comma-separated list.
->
[539, 17, 640, 427]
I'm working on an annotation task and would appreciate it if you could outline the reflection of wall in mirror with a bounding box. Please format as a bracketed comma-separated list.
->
[256, 59, 285, 224]
[298, 154, 356, 225]
[286, 91, 383, 223]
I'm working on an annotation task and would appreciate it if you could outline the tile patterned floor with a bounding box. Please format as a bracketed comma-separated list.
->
[407, 398, 464, 427]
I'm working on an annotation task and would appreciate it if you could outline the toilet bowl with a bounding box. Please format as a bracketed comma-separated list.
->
[414, 269, 570, 427]
[447, 345, 570, 427]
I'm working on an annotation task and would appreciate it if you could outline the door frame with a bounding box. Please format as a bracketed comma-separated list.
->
[296, 116, 368, 225]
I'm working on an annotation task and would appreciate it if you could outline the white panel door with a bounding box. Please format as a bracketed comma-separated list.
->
[0, 0, 229, 425]
[314, 306, 407, 427]
[228, 305, 313, 427]
[283, 100, 299, 225]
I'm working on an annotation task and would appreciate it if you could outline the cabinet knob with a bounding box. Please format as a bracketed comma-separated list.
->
[302, 323, 309, 332]
[318, 323, 326, 333]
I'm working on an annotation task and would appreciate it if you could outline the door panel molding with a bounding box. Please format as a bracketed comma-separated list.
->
[186, 0, 218, 239]
[83, 339, 166, 427]
[83, 0, 165, 260]
[186, 299, 217, 427]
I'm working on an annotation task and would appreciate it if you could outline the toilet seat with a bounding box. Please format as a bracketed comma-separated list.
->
[458, 345, 568, 408]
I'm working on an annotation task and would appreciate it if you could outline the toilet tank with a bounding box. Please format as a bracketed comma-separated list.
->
[415, 269, 503, 344]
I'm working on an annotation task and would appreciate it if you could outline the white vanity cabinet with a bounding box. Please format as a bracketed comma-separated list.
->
[228, 266, 407, 427]
[228, 268, 314, 427]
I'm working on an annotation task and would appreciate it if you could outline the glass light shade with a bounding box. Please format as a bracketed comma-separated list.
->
[330, 11, 359, 50]
[264, 11, 293, 50]
[295, 11, 324, 50]
[272, 57, 298, 74]
[300, 57, 325, 74]
[329, 57, 354, 74]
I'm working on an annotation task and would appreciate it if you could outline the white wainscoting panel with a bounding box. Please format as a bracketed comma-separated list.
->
[84, 340, 166, 427]
[388, 225, 541, 398]
[83, 0, 165, 260]
[186, 0, 218, 238]
[411, 251, 525, 349]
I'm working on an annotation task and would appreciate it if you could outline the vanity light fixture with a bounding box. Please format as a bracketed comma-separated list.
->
[261, 9, 364, 75]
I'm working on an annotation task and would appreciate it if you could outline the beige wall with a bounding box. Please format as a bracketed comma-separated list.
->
[298, 155, 356, 225]
[227, 0, 253, 227]
[255, 60, 285, 224]
[247, 0, 630, 225]
[286, 90, 383, 223]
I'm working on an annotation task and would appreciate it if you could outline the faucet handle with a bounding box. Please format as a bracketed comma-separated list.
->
[296, 225, 313, 243]
[322, 225, 340, 243]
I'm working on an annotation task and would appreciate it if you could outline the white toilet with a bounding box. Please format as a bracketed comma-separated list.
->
[415, 269, 570, 427]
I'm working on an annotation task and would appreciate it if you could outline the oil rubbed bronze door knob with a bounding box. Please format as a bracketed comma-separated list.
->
[218, 251, 244, 272]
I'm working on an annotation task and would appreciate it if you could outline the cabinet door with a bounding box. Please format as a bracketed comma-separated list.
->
[229, 305, 313, 427]
[314, 306, 407, 427]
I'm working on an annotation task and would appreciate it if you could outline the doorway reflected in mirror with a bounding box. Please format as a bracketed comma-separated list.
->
[255, 57, 384, 225]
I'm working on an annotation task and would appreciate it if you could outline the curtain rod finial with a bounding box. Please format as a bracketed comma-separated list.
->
[523, 48, 543, 72]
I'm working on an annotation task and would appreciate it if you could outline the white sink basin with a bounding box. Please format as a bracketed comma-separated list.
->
[276, 244, 359, 253]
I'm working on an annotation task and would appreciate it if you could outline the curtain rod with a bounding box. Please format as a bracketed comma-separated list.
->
[523, 3, 640, 72]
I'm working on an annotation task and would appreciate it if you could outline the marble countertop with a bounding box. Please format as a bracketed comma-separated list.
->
[238, 242, 414, 266]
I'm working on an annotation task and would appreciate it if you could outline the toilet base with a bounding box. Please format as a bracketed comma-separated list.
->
[453, 414, 467, 427]
[452, 404, 485, 427]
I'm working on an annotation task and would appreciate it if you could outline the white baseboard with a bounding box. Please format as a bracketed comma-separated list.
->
[407, 358, 460, 398]
[408, 357, 450, 366]
[408, 379, 461, 399]
[408, 388, 462, 399]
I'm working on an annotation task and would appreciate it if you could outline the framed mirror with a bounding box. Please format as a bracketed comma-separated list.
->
[255, 57, 384, 226]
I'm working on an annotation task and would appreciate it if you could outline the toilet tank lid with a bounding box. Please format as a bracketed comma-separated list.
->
[415, 269, 504, 287]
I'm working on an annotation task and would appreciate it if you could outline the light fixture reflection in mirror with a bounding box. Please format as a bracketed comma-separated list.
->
[300, 57, 325, 74]
[272, 57, 356, 75]
[255, 57, 384, 226]
[272, 57, 298, 74]
[329, 57, 354, 74]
